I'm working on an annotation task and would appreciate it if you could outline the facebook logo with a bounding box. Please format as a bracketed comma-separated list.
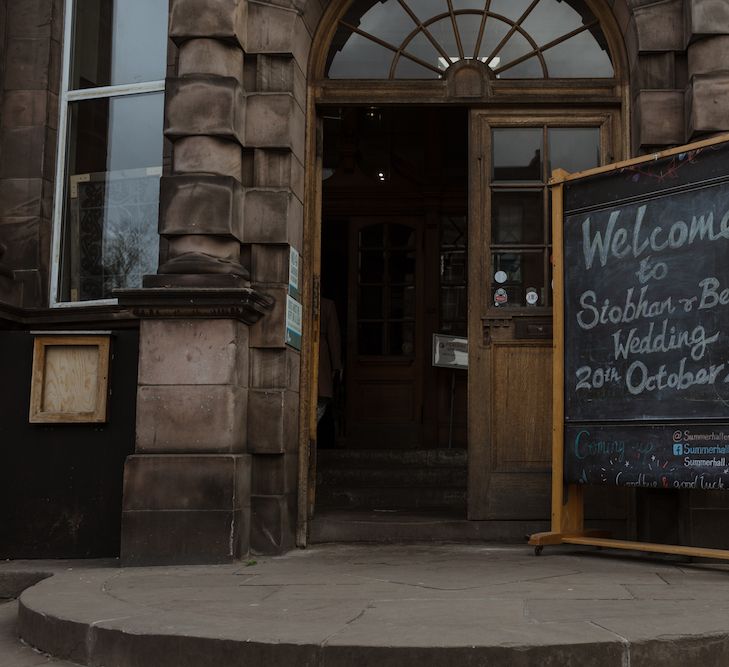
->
[673, 443, 683, 456]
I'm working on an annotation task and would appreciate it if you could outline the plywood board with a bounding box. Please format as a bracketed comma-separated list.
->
[29, 336, 110, 423]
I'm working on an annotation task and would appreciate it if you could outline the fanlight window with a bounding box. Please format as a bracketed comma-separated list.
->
[327, 0, 614, 79]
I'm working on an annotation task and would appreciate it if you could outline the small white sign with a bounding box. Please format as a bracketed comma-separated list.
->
[285, 295, 302, 350]
[288, 247, 301, 300]
[432, 334, 468, 369]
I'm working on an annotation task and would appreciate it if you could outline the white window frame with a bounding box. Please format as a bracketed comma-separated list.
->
[50, 0, 166, 307]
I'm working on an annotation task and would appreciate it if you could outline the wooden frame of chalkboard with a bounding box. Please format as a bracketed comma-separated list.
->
[529, 132, 729, 560]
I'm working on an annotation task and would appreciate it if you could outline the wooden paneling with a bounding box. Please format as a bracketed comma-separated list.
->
[492, 343, 552, 471]
[485, 473, 551, 520]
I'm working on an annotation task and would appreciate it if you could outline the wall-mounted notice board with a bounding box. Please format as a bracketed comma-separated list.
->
[529, 133, 729, 561]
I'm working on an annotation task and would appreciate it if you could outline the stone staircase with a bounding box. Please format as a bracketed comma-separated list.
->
[315, 448, 467, 512]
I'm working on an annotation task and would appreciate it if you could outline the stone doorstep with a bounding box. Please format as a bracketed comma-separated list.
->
[9, 546, 729, 667]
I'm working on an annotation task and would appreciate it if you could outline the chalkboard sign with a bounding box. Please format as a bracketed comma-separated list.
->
[561, 138, 729, 489]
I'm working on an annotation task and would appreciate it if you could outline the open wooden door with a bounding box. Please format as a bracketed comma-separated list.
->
[468, 110, 618, 520]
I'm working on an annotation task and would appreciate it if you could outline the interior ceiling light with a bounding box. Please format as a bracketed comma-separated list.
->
[437, 56, 500, 70]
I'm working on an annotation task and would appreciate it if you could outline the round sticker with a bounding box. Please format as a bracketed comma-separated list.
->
[494, 270, 507, 284]
[526, 289, 539, 306]
[494, 287, 508, 306]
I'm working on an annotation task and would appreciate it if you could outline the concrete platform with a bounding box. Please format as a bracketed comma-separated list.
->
[7, 544, 729, 666]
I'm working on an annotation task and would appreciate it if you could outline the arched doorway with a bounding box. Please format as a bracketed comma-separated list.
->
[299, 0, 629, 543]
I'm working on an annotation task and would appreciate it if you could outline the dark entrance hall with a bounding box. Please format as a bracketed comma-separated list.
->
[314, 107, 469, 522]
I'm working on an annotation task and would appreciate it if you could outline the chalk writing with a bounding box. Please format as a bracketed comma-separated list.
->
[562, 139, 729, 489]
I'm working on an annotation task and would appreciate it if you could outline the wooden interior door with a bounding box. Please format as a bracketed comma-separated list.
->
[345, 218, 424, 448]
[468, 110, 617, 519]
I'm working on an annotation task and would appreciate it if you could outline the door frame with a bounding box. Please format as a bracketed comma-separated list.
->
[297, 0, 630, 546]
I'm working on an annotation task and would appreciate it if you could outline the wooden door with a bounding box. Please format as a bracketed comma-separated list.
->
[345, 218, 424, 448]
[468, 111, 618, 519]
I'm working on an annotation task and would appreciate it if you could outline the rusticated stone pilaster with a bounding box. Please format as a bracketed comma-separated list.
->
[151, 0, 249, 287]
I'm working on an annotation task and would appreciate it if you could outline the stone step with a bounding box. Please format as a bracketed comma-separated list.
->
[309, 510, 550, 543]
[316, 485, 466, 511]
[317, 448, 467, 468]
[317, 465, 467, 488]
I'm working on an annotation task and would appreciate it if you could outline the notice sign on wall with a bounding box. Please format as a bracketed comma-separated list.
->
[288, 247, 301, 301]
[285, 295, 302, 350]
[561, 137, 729, 490]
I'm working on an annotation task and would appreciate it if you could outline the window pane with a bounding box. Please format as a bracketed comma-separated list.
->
[71, 0, 168, 89]
[360, 250, 385, 282]
[441, 250, 466, 284]
[548, 127, 601, 174]
[389, 224, 415, 248]
[521, 0, 594, 47]
[441, 285, 467, 321]
[477, 18, 510, 65]
[492, 128, 543, 181]
[543, 30, 614, 78]
[497, 55, 543, 79]
[390, 285, 416, 318]
[401, 32, 445, 75]
[359, 323, 385, 355]
[344, 0, 417, 45]
[491, 190, 544, 244]
[59, 93, 164, 302]
[491, 252, 545, 307]
[328, 31, 396, 78]
[489, 0, 538, 22]
[389, 322, 415, 355]
[389, 250, 416, 283]
[359, 286, 384, 318]
[394, 56, 440, 79]
[360, 224, 385, 247]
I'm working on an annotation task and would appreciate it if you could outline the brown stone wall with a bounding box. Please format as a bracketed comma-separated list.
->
[244, 0, 315, 553]
[0, 0, 63, 307]
[621, 0, 729, 153]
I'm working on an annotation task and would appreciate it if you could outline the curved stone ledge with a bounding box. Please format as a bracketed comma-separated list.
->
[13, 545, 729, 667]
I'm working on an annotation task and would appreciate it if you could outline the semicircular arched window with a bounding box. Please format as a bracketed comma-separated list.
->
[326, 0, 614, 79]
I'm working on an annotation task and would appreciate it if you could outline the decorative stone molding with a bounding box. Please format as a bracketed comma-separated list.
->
[116, 288, 273, 324]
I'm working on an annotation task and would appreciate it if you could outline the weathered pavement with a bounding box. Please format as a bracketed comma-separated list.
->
[6, 544, 729, 666]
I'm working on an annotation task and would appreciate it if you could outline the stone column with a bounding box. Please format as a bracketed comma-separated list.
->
[150, 0, 250, 286]
[118, 0, 275, 564]
[119, 0, 320, 561]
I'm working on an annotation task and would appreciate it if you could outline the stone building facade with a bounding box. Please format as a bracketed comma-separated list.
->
[0, 0, 728, 564]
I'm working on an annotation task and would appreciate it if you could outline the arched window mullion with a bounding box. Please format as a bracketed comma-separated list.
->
[445, 0, 465, 60]
[390, 42, 447, 77]
[493, 20, 599, 78]
[491, 24, 547, 78]
[483, 0, 541, 69]
[472, 0, 493, 60]
[395, 0, 453, 62]
[540, 19, 601, 55]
